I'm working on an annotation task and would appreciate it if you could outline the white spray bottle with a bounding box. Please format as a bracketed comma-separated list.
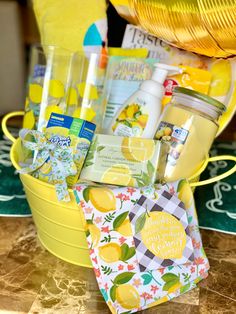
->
[108, 63, 183, 138]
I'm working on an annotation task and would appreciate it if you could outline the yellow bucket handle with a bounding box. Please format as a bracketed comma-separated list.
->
[1, 111, 24, 143]
[190, 155, 236, 187]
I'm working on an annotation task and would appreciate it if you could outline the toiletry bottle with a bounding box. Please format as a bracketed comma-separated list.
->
[108, 63, 182, 138]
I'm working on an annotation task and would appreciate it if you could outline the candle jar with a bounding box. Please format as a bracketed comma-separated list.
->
[155, 86, 226, 182]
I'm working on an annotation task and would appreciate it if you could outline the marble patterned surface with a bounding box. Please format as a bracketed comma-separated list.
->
[0, 217, 235, 314]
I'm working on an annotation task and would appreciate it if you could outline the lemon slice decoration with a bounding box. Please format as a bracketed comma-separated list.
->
[67, 87, 78, 105]
[29, 83, 43, 103]
[49, 79, 65, 98]
[23, 110, 35, 129]
[101, 164, 133, 186]
[45, 105, 63, 121]
[122, 137, 155, 162]
[140, 211, 186, 259]
[77, 82, 98, 99]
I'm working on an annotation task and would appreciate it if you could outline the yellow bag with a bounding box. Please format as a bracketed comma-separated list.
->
[33, 0, 107, 54]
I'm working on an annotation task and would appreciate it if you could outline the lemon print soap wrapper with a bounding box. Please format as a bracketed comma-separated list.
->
[73, 182, 210, 313]
[37, 113, 95, 186]
[80, 134, 167, 187]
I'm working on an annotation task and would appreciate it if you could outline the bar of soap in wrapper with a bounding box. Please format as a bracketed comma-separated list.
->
[38, 113, 96, 186]
[80, 134, 168, 187]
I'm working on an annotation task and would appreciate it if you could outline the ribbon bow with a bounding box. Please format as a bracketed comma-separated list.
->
[19, 129, 77, 202]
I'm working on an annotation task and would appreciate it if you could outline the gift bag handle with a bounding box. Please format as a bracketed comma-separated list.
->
[1, 111, 24, 143]
[189, 155, 236, 187]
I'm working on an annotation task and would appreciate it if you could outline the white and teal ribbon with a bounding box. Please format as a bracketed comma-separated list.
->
[18, 129, 77, 202]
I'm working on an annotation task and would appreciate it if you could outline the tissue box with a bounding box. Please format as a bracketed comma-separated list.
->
[80, 134, 167, 187]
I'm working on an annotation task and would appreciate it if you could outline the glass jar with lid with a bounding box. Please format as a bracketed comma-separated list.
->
[155, 86, 226, 182]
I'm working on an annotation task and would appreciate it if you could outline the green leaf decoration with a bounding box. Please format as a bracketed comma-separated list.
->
[113, 272, 135, 285]
[123, 120, 132, 128]
[101, 235, 112, 243]
[121, 311, 132, 314]
[113, 211, 129, 229]
[84, 160, 94, 167]
[103, 212, 116, 224]
[167, 266, 174, 271]
[135, 212, 146, 234]
[188, 216, 193, 224]
[120, 243, 129, 261]
[83, 187, 91, 203]
[147, 161, 155, 178]
[163, 280, 179, 292]
[142, 172, 151, 186]
[110, 285, 117, 302]
[97, 145, 105, 152]
[120, 244, 136, 262]
[180, 283, 191, 294]
[141, 274, 153, 285]
[124, 246, 136, 261]
[177, 179, 187, 192]
[101, 265, 113, 275]
[161, 273, 179, 283]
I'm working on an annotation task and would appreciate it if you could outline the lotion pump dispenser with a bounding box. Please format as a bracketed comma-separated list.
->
[109, 63, 183, 138]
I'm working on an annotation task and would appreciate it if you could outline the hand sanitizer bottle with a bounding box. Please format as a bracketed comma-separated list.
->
[108, 63, 182, 138]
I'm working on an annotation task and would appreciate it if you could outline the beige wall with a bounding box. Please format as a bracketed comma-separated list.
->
[0, 1, 25, 115]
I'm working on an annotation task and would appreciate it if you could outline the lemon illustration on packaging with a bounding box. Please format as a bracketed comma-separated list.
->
[177, 179, 193, 209]
[101, 164, 133, 186]
[139, 211, 186, 259]
[83, 186, 116, 212]
[23, 110, 35, 129]
[122, 137, 155, 162]
[209, 59, 231, 97]
[109, 272, 140, 310]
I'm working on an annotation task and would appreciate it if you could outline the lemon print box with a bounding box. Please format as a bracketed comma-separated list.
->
[39, 113, 96, 186]
[80, 134, 167, 187]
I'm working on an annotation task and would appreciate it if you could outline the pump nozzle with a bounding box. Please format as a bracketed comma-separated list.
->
[152, 63, 183, 84]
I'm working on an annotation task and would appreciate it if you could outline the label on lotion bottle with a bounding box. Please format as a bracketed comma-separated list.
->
[111, 95, 150, 137]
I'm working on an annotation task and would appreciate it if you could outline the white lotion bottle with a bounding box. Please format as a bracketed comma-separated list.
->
[108, 63, 183, 138]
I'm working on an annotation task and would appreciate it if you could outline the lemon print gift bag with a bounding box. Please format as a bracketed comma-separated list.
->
[74, 181, 210, 313]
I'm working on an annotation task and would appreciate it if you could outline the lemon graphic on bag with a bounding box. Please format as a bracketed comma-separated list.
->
[83, 186, 116, 212]
[109, 272, 140, 310]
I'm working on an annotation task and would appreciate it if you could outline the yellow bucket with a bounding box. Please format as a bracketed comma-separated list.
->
[2, 111, 236, 267]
